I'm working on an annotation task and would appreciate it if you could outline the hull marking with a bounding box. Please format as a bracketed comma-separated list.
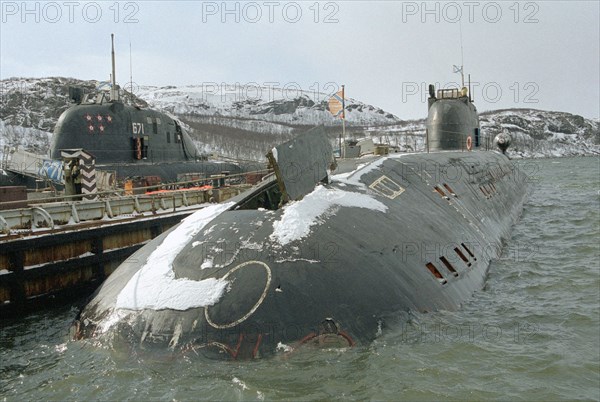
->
[204, 260, 272, 329]
[369, 175, 405, 199]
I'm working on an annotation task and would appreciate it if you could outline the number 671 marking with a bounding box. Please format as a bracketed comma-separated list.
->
[132, 122, 145, 134]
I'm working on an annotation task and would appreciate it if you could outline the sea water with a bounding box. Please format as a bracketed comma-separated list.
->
[1, 157, 598, 401]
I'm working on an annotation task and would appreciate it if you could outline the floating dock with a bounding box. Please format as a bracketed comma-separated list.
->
[0, 185, 251, 316]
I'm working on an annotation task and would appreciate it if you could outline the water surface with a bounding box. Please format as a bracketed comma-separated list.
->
[1, 157, 599, 401]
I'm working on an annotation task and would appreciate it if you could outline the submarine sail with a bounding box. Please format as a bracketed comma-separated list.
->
[49, 35, 242, 184]
[426, 84, 480, 152]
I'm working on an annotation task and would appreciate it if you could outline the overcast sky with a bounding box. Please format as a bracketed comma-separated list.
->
[1, 1, 598, 120]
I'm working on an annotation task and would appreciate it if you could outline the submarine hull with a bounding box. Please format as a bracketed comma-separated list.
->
[75, 150, 528, 358]
[92, 160, 246, 184]
[50, 102, 245, 182]
[51, 103, 199, 164]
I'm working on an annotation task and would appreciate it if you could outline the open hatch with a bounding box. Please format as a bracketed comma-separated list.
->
[235, 126, 334, 211]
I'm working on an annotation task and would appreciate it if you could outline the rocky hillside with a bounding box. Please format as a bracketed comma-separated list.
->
[479, 109, 599, 158]
[1, 77, 598, 160]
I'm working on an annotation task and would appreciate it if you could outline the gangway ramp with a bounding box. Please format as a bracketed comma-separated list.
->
[1, 146, 63, 184]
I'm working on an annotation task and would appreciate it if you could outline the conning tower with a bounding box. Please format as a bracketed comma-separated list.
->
[50, 34, 205, 167]
[426, 84, 480, 152]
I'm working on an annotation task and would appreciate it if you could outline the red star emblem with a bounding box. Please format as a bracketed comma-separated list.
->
[99, 125, 105, 132]
[89, 125, 94, 132]
[97, 115, 103, 121]
[106, 115, 112, 123]
[85, 114, 92, 121]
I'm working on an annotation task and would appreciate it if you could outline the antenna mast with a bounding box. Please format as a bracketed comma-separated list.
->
[110, 33, 119, 101]
[129, 41, 133, 96]
[459, 20, 465, 87]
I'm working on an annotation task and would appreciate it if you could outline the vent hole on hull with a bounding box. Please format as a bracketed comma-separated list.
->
[443, 183, 457, 197]
[434, 186, 449, 200]
[461, 243, 477, 261]
[426, 262, 447, 284]
[440, 256, 459, 277]
[454, 247, 472, 267]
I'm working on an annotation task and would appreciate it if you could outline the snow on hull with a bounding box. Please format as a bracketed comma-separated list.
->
[115, 202, 234, 311]
[270, 185, 387, 246]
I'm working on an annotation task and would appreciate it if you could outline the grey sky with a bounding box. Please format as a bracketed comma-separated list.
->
[1, 1, 598, 120]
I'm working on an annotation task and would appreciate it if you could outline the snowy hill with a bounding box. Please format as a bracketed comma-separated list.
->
[1, 77, 598, 160]
[136, 84, 400, 126]
[133, 83, 402, 159]
[479, 109, 599, 158]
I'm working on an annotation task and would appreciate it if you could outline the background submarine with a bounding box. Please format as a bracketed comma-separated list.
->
[51, 35, 243, 186]
[73, 83, 529, 359]
[50, 90, 242, 183]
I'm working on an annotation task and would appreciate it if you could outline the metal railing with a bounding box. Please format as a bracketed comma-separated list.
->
[0, 169, 272, 235]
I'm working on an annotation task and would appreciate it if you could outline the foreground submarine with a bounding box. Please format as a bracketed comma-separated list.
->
[73, 84, 528, 359]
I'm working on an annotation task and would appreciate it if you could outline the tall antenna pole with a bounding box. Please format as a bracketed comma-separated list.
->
[129, 40, 133, 96]
[459, 20, 465, 87]
[110, 33, 119, 101]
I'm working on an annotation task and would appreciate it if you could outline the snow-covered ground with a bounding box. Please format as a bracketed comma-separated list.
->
[0, 120, 52, 159]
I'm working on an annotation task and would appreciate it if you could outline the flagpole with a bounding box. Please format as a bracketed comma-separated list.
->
[342, 85, 346, 159]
